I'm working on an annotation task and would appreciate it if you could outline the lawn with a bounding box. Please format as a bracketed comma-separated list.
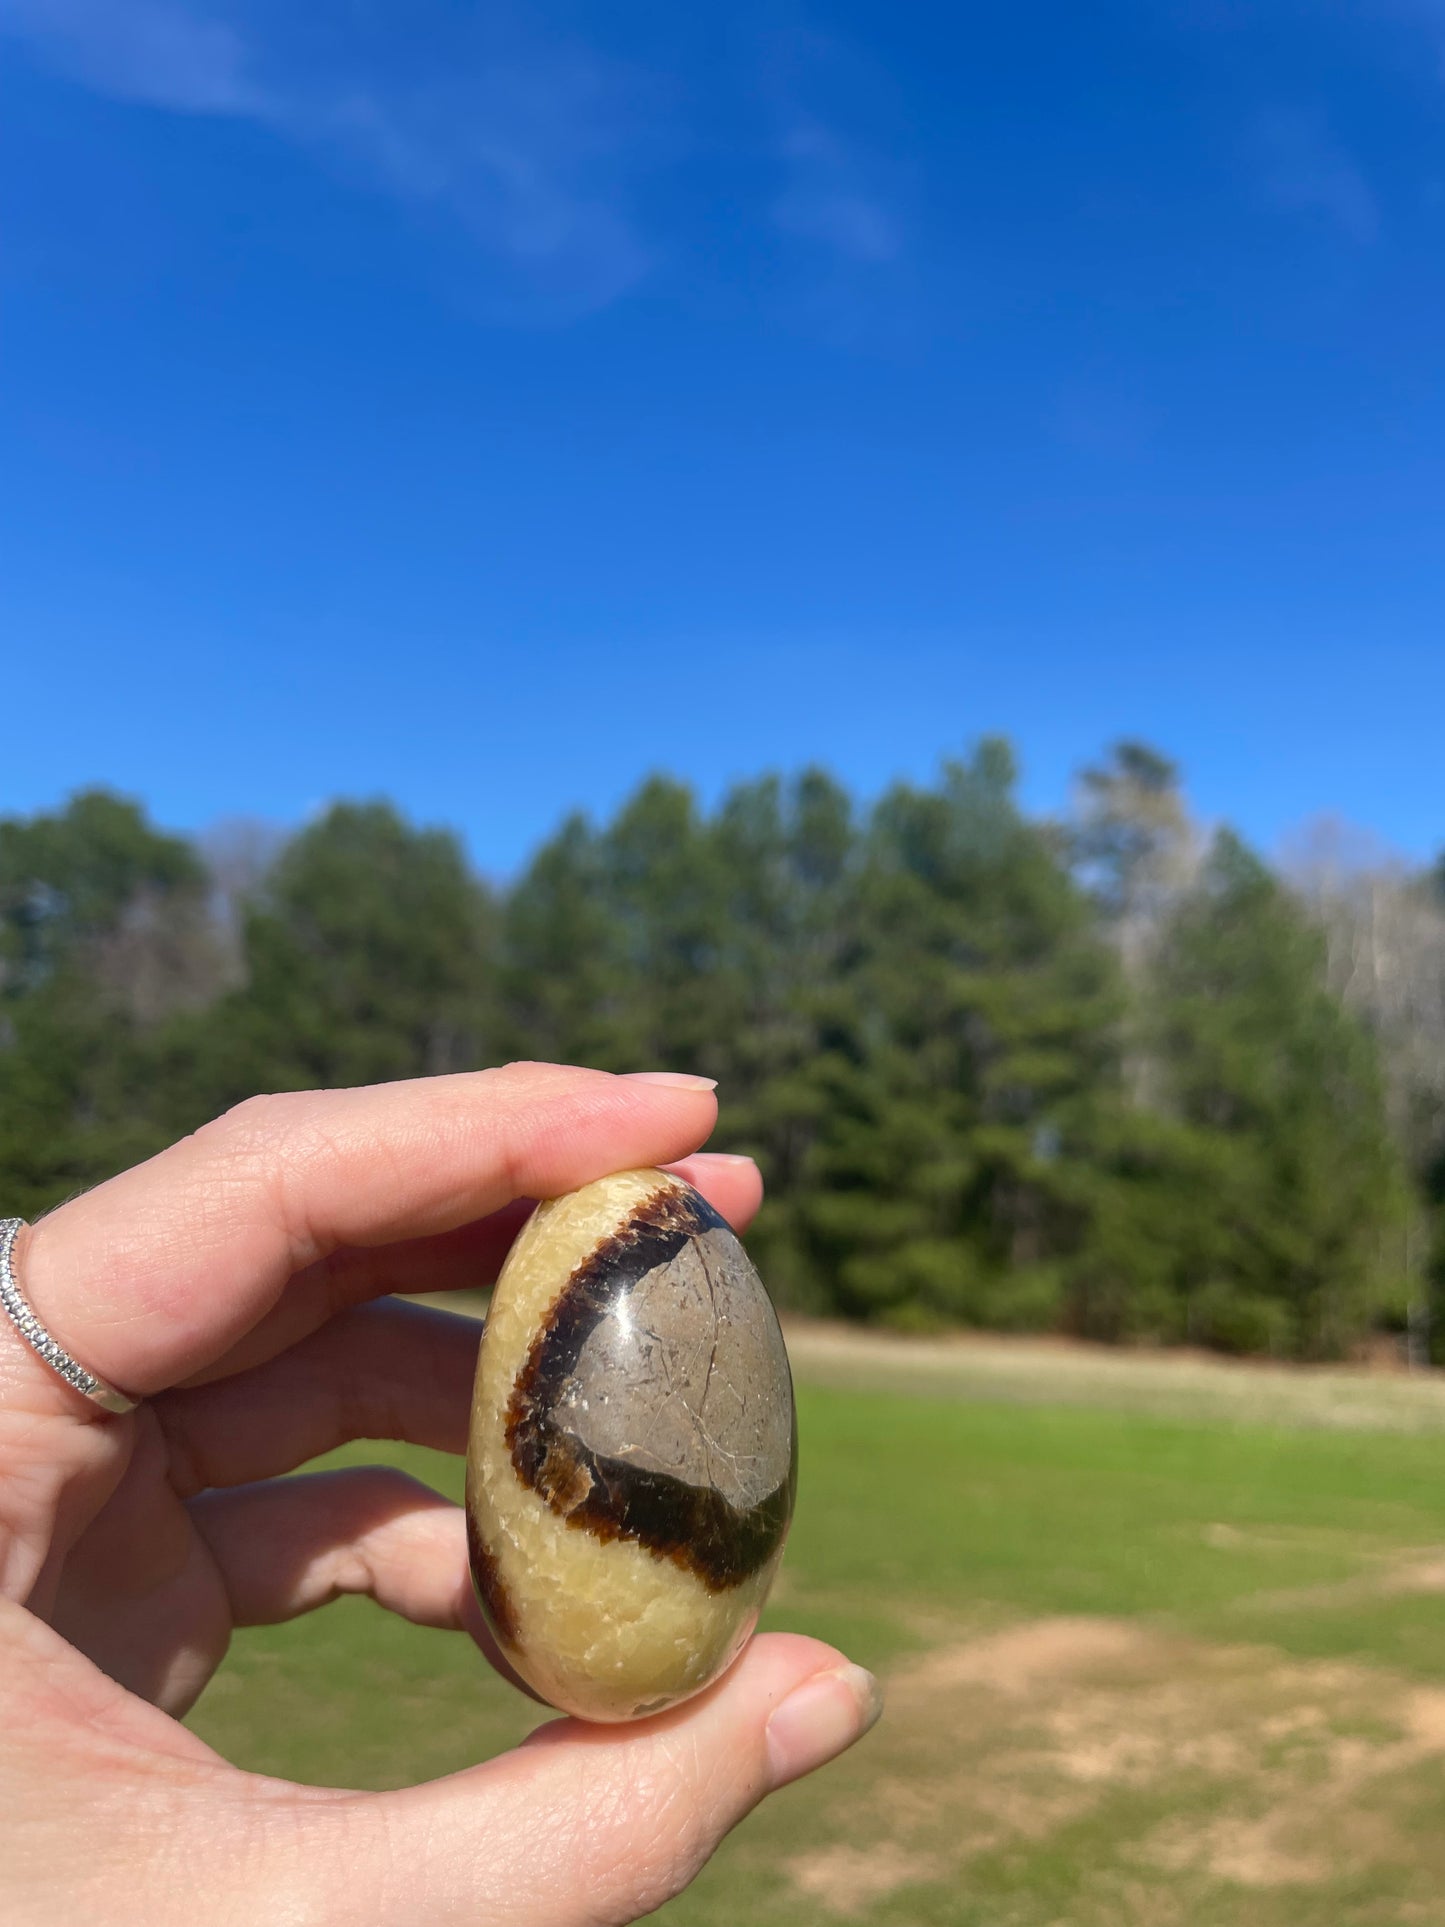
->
[187, 1329, 1445, 1924]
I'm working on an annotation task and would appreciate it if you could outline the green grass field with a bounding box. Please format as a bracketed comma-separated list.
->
[187, 1329, 1445, 1924]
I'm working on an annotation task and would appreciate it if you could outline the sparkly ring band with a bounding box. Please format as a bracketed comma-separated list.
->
[0, 1218, 140, 1416]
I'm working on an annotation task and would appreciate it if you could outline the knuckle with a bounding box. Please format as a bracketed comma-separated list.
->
[488, 1060, 556, 1095]
[189, 1093, 338, 1271]
[200, 1091, 309, 1162]
[489, 1059, 591, 1092]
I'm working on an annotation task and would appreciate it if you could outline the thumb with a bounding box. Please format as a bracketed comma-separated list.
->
[304, 1635, 882, 1927]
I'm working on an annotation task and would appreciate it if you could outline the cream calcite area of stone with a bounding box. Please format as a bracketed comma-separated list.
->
[466, 1167, 796, 1723]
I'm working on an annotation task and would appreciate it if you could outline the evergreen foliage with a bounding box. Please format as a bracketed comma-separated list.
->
[0, 751, 1420, 1358]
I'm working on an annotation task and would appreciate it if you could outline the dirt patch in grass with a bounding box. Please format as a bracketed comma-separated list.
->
[900, 1616, 1146, 1695]
[785, 1614, 1445, 1916]
[788, 1843, 944, 1916]
[1239, 1542, 1445, 1619]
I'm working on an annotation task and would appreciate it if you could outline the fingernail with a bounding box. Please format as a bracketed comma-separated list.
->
[623, 1071, 718, 1092]
[685, 1151, 757, 1166]
[765, 1664, 883, 1791]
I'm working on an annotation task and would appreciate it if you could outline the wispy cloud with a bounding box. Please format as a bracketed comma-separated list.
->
[760, 28, 913, 343]
[1250, 109, 1380, 244]
[772, 116, 901, 265]
[0, 1, 914, 328]
[299, 49, 657, 317]
[0, 0, 262, 115]
[0, 0, 654, 317]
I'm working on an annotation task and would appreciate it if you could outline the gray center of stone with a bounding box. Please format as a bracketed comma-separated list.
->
[553, 1228, 793, 1512]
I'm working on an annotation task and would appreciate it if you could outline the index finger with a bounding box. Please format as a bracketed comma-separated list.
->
[9, 1065, 721, 1401]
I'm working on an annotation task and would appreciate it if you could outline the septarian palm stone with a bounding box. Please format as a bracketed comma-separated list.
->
[466, 1167, 797, 1722]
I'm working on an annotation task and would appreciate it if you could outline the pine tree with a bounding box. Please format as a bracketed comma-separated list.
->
[798, 740, 1125, 1329]
[496, 812, 630, 1070]
[706, 770, 858, 1310]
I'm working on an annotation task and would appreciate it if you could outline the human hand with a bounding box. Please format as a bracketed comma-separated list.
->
[1, 1064, 880, 1926]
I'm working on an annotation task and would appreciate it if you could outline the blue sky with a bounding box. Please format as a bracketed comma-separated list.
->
[3, 0, 1444, 879]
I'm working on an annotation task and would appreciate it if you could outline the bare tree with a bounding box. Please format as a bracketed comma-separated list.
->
[1073, 742, 1202, 976]
[197, 816, 289, 990]
[1285, 816, 1445, 1145]
[1071, 741, 1203, 1105]
[90, 884, 236, 1025]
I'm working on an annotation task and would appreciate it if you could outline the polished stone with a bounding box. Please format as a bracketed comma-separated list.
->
[466, 1167, 797, 1722]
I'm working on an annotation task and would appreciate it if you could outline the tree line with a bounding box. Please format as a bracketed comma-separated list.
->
[3, 743, 1443, 1360]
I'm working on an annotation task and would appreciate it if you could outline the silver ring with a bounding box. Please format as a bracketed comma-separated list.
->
[0, 1218, 140, 1416]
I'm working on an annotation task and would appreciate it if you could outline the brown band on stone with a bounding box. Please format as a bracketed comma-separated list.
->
[466, 1501, 521, 1646]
